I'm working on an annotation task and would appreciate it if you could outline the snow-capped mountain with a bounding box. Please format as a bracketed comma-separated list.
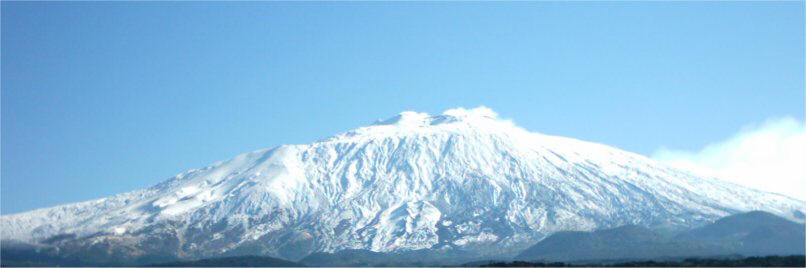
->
[2, 107, 804, 262]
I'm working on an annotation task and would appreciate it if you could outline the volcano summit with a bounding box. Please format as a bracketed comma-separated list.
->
[1, 107, 803, 264]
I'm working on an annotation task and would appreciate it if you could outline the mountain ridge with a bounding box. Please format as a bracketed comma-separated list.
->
[2, 107, 804, 263]
[515, 211, 805, 263]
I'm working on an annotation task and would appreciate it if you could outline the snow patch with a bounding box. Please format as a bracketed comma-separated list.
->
[453, 232, 499, 246]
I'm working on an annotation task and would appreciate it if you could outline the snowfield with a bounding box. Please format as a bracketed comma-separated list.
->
[2, 107, 804, 261]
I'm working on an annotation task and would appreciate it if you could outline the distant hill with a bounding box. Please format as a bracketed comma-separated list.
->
[676, 210, 806, 256]
[516, 211, 805, 262]
[482, 255, 806, 267]
[145, 255, 303, 267]
[515, 225, 719, 262]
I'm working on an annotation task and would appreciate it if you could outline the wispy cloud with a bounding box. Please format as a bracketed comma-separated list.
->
[653, 117, 806, 200]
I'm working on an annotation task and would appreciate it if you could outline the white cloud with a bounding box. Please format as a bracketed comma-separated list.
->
[442, 106, 499, 119]
[652, 117, 806, 201]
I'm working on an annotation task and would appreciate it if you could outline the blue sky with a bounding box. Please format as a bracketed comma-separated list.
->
[2, 2, 803, 214]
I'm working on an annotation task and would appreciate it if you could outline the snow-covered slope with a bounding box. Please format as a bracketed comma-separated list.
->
[2, 107, 804, 261]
